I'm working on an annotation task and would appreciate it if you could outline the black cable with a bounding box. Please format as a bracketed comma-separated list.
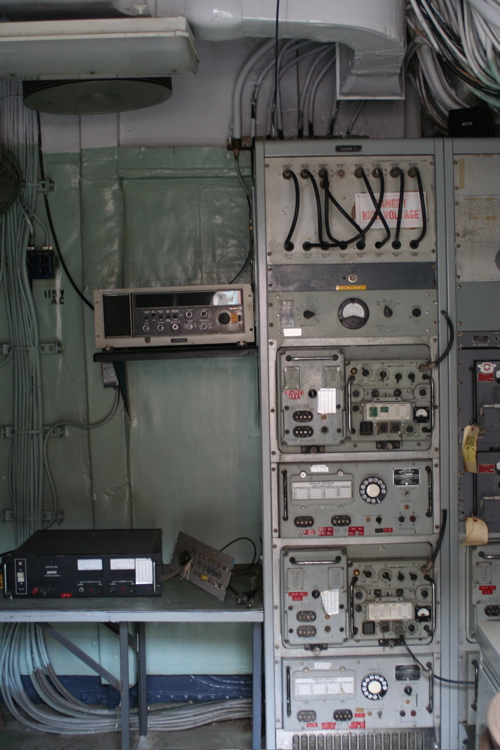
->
[391, 167, 405, 250]
[422, 310, 454, 370]
[432, 508, 447, 564]
[282, 169, 300, 251]
[220, 536, 257, 568]
[358, 167, 391, 249]
[300, 169, 330, 250]
[319, 169, 348, 249]
[401, 638, 474, 687]
[408, 166, 427, 248]
[334, 167, 386, 248]
[36, 114, 94, 311]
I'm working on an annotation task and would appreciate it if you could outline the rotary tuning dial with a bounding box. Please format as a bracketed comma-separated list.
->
[361, 673, 388, 700]
[360, 476, 387, 504]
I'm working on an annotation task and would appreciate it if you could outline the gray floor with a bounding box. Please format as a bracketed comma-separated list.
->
[0, 709, 254, 750]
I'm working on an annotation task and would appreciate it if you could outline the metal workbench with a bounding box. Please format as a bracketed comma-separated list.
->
[0, 575, 263, 750]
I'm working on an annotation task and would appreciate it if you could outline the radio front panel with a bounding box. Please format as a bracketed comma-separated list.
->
[278, 459, 436, 539]
[281, 543, 435, 650]
[94, 284, 254, 348]
[466, 543, 500, 642]
[277, 345, 435, 454]
[281, 654, 436, 734]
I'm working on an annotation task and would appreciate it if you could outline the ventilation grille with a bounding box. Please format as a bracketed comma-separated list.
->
[291, 729, 438, 750]
[0, 145, 22, 215]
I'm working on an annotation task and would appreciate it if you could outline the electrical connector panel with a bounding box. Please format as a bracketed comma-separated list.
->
[169, 532, 234, 601]
[264, 155, 436, 266]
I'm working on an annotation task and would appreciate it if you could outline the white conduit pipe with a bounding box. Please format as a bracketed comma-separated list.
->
[114, 0, 406, 99]
[232, 38, 274, 145]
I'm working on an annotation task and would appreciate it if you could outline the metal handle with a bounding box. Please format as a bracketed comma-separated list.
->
[425, 465, 433, 518]
[348, 579, 355, 639]
[346, 375, 355, 435]
[479, 403, 500, 416]
[282, 469, 288, 522]
[426, 662, 433, 713]
[286, 666, 292, 717]
[471, 659, 479, 711]
[286, 356, 339, 362]
[479, 551, 500, 560]
[289, 556, 341, 566]
[421, 374, 434, 434]
[480, 496, 500, 507]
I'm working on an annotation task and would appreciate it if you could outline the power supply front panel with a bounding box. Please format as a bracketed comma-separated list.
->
[256, 139, 447, 750]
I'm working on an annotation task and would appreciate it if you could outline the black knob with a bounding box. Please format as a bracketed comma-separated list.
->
[362, 368, 370, 376]
[398, 572, 405, 581]
[395, 373, 402, 382]
[372, 389, 379, 397]
[379, 370, 387, 380]
[404, 685, 413, 695]
[412, 308, 421, 317]
[312, 589, 320, 599]
[382, 572, 391, 580]
[396, 588, 404, 597]
[218, 312, 231, 325]
[374, 589, 382, 597]
[383, 305, 393, 318]
[309, 389, 317, 398]
[303, 310, 316, 319]
[394, 389, 401, 397]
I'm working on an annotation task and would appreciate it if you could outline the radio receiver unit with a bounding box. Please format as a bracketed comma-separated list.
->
[94, 284, 254, 348]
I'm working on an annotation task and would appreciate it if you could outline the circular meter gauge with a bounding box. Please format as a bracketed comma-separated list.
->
[338, 298, 369, 329]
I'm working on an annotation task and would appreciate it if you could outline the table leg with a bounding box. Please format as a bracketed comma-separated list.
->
[138, 622, 148, 736]
[119, 622, 130, 750]
[252, 622, 263, 750]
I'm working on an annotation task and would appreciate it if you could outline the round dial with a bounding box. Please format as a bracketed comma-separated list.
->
[361, 673, 388, 700]
[338, 298, 369, 330]
[360, 476, 387, 504]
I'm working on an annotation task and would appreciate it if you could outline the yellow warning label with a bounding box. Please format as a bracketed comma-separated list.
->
[463, 424, 480, 473]
[336, 285, 367, 291]
[230, 312, 239, 323]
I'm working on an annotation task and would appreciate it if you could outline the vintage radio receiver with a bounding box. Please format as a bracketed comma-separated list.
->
[94, 284, 254, 348]
[3, 529, 162, 598]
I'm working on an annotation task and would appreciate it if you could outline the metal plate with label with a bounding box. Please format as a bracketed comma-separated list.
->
[282, 654, 435, 733]
[278, 460, 435, 539]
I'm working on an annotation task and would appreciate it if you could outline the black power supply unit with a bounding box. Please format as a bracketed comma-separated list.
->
[2, 528, 162, 598]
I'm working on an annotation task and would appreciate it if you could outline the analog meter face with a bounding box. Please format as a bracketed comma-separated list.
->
[338, 298, 369, 329]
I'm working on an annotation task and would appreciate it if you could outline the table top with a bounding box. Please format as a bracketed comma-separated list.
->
[0, 571, 263, 624]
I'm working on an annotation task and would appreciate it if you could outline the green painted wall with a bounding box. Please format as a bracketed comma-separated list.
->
[0, 147, 261, 675]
